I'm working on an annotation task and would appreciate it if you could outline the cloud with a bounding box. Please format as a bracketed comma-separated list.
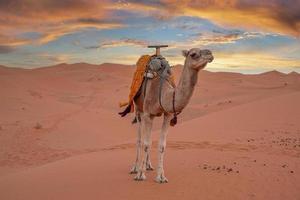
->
[163, 31, 264, 52]
[161, 50, 300, 72]
[184, 0, 300, 36]
[86, 38, 148, 49]
[0, 34, 31, 53]
[2, 0, 299, 50]
[37, 21, 124, 44]
[0, 45, 16, 54]
[209, 51, 300, 71]
[38, 53, 70, 63]
[0, 0, 123, 46]
[193, 33, 243, 45]
[105, 0, 161, 13]
[118, 0, 300, 36]
[0, 34, 30, 46]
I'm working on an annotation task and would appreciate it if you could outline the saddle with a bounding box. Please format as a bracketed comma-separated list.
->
[118, 55, 178, 126]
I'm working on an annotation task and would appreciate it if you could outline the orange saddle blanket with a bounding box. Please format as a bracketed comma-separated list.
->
[119, 55, 151, 113]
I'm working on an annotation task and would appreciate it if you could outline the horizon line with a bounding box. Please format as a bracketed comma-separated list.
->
[0, 62, 299, 75]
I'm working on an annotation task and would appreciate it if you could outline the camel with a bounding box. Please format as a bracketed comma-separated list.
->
[130, 48, 214, 183]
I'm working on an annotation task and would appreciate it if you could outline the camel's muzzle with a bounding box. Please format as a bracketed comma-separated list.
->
[207, 55, 214, 63]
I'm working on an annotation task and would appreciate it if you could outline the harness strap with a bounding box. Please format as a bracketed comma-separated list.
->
[143, 62, 152, 97]
[143, 77, 148, 97]
[158, 67, 180, 126]
[158, 67, 169, 111]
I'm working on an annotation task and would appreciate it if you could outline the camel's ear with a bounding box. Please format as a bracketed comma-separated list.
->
[182, 50, 189, 57]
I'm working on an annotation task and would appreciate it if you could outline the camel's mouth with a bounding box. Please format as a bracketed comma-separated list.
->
[201, 49, 213, 63]
[192, 55, 214, 64]
[207, 55, 214, 63]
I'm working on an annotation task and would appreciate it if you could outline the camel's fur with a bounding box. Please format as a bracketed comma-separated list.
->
[130, 48, 214, 183]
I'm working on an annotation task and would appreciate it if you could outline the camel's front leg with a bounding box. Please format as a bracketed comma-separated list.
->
[130, 114, 142, 174]
[134, 113, 153, 181]
[156, 114, 171, 183]
[145, 147, 154, 171]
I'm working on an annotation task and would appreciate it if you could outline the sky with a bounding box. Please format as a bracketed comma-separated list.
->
[0, 0, 300, 73]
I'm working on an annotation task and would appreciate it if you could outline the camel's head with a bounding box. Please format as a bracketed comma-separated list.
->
[182, 48, 214, 71]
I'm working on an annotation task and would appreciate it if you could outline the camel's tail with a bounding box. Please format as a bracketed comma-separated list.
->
[118, 104, 132, 117]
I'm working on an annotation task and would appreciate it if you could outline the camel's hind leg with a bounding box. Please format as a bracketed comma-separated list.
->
[156, 113, 171, 183]
[134, 113, 153, 181]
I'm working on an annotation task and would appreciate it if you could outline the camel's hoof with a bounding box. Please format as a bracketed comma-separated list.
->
[134, 172, 146, 181]
[146, 164, 154, 171]
[155, 174, 168, 183]
[129, 165, 138, 174]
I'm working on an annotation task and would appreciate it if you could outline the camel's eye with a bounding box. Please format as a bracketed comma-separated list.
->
[190, 52, 197, 58]
[190, 52, 200, 59]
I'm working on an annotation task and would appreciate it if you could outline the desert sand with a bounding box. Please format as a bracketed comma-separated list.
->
[0, 63, 300, 200]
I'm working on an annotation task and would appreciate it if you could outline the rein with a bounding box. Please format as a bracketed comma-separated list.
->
[169, 90, 178, 126]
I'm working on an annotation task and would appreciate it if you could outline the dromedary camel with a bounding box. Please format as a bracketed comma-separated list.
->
[130, 48, 214, 183]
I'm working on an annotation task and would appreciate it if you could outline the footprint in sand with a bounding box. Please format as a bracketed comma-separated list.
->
[34, 123, 42, 130]
[28, 90, 43, 98]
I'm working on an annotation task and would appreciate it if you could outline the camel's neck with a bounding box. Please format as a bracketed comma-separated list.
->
[174, 64, 198, 112]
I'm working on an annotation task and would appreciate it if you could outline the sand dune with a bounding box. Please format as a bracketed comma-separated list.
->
[0, 63, 299, 200]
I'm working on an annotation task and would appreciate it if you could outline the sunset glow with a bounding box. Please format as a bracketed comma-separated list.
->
[1, 0, 300, 73]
